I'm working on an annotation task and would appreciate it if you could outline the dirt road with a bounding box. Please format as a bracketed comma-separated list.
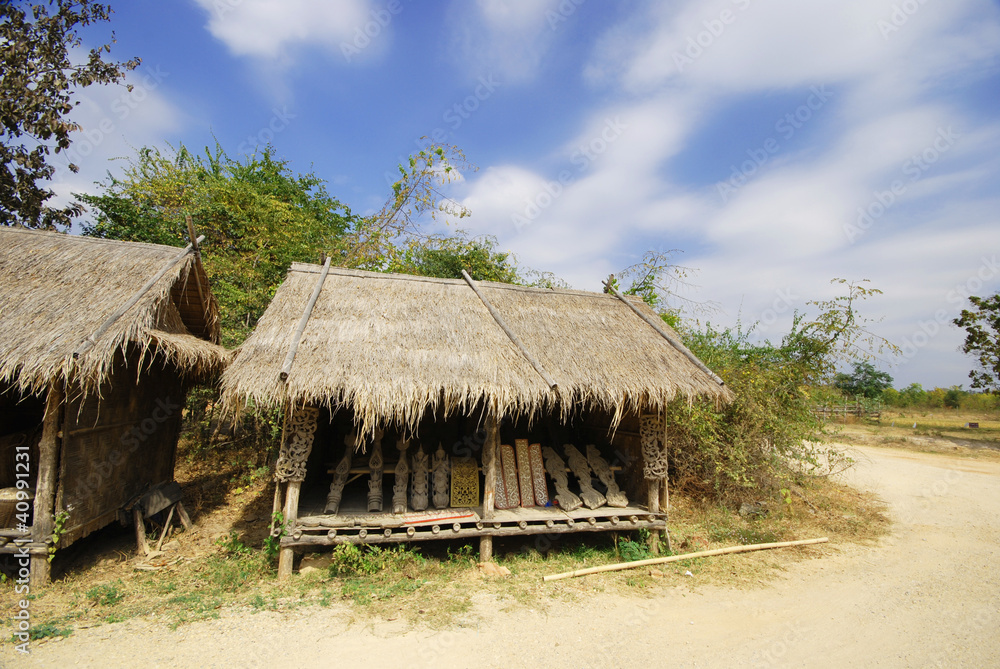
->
[7, 445, 1000, 668]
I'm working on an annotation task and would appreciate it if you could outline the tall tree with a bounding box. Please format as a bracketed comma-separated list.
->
[80, 143, 356, 345]
[834, 361, 893, 399]
[1, 1, 139, 229]
[953, 293, 1000, 392]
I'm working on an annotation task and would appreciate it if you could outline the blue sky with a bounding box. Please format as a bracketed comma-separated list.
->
[52, 0, 1000, 389]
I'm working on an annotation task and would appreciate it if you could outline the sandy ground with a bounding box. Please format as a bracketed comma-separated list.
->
[5, 444, 1000, 669]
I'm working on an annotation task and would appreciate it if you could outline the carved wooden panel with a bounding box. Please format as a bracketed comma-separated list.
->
[498, 444, 520, 509]
[275, 406, 319, 483]
[392, 438, 410, 514]
[640, 414, 668, 480]
[515, 439, 534, 507]
[529, 443, 548, 506]
[450, 457, 479, 507]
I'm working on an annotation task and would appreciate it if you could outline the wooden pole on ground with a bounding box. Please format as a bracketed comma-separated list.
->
[479, 417, 498, 562]
[30, 382, 64, 587]
[543, 537, 830, 582]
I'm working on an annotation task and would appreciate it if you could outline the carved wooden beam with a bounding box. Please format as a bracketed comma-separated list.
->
[410, 443, 429, 511]
[324, 432, 355, 514]
[541, 446, 582, 511]
[586, 444, 628, 508]
[431, 443, 450, 510]
[564, 444, 606, 510]
[367, 430, 384, 512]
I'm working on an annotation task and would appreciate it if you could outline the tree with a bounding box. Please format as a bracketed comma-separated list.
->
[391, 235, 519, 283]
[834, 361, 893, 399]
[338, 142, 474, 271]
[80, 143, 356, 345]
[953, 293, 1000, 392]
[1, 1, 139, 229]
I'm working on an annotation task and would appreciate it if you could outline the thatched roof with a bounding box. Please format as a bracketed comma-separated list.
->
[0, 227, 227, 395]
[222, 264, 730, 433]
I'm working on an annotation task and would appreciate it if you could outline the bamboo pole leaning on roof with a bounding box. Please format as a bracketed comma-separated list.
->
[543, 537, 830, 582]
[280, 256, 331, 381]
[74, 237, 205, 359]
[602, 276, 726, 387]
[461, 270, 558, 391]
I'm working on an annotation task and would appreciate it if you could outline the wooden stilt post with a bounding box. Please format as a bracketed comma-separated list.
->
[30, 382, 64, 587]
[647, 479, 661, 555]
[277, 480, 301, 579]
[479, 417, 498, 562]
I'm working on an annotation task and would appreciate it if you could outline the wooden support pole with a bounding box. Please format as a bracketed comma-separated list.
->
[175, 501, 193, 531]
[155, 505, 175, 552]
[543, 537, 830, 582]
[277, 480, 302, 579]
[30, 382, 63, 587]
[133, 507, 151, 556]
[480, 417, 498, 562]
[280, 257, 331, 381]
[184, 214, 211, 329]
[646, 479, 661, 555]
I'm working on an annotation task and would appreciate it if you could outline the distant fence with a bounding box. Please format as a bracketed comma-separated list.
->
[813, 400, 882, 423]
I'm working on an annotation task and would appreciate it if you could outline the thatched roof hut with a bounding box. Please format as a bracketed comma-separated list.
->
[0, 228, 227, 585]
[0, 227, 224, 395]
[222, 262, 729, 576]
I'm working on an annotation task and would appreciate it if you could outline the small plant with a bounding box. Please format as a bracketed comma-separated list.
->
[446, 543, 475, 564]
[216, 531, 254, 558]
[86, 582, 125, 607]
[49, 510, 70, 562]
[25, 623, 73, 641]
[263, 511, 285, 559]
[617, 538, 651, 562]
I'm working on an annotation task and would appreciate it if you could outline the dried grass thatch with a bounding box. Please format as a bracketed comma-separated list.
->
[0, 227, 227, 396]
[222, 264, 730, 434]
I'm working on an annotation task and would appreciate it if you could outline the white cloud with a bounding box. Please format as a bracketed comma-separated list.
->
[45, 66, 186, 227]
[192, 0, 379, 63]
[446, 0, 563, 84]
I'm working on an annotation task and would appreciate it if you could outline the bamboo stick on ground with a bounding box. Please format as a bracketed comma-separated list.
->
[543, 537, 829, 582]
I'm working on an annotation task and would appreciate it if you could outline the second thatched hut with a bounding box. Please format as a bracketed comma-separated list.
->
[221, 262, 729, 576]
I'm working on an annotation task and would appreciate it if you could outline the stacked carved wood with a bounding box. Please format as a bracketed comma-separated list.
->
[326, 433, 627, 515]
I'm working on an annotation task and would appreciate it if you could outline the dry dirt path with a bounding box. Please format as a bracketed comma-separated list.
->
[6, 445, 1000, 669]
